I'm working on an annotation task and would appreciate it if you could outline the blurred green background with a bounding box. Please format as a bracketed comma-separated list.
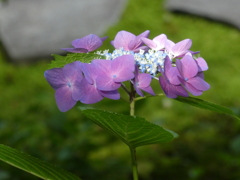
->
[1, 0, 240, 179]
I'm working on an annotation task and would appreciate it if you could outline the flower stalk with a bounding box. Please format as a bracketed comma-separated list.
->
[129, 82, 138, 180]
[129, 146, 139, 180]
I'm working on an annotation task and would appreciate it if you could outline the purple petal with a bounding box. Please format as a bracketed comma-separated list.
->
[197, 72, 204, 79]
[111, 55, 135, 82]
[96, 74, 121, 91]
[159, 76, 188, 98]
[165, 39, 175, 52]
[172, 39, 192, 57]
[159, 76, 177, 98]
[62, 62, 84, 101]
[100, 36, 108, 42]
[173, 84, 189, 97]
[176, 54, 198, 79]
[69, 34, 104, 52]
[71, 83, 84, 101]
[163, 56, 172, 70]
[113, 70, 134, 83]
[110, 40, 114, 46]
[184, 83, 203, 96]
[91, 59, 124, 90]
[91, 59, 113, 78]
[152, 34, 167, 50]
[61, 48, 88, 53]
[137, 30, 150, 39]
[134, 72, 155, 96]
[62, 61, 83, 79]
[196, 57, 208, 71]
[80, 34, 103, 51]
[71, 38, 84, 47]
[139, 86, 155, 96]
[91, 59, 112, 74]
[128, 30, 150, 50]
[99, 90, 120, 100]
[187, 76, 210, 91]
[178, 76, 202, 96]
[127, 39, 137, 51]
[44, 68, 66, 90]
[79, 79, 103, 104]
[141, 38, 157, 49]
[112, 31, 136, 50]
[167, 67, 181, 85]
[55, 87, 77, 112]
[135, 87, 144, 97]
[137, 73, 152, 88]
[80, 63, 98, 84]
[164, 57, 181, 85]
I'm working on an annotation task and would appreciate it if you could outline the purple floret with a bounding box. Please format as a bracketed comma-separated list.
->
[91, 55, 135, 91]
[176, 53, 210, 96]
[159, 56, 189, 98]
[61, 34, 107, 53]
[44, 61, 83, 112]
[111, 30, 150, 52]
[141, 34, 167, 51]
[133, 65, 155, 97]
[165, 39, 192, 58]
[80, 63, 120, 104]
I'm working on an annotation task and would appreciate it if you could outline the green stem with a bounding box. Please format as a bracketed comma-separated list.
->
[130, 99, 135, 116]
[129, 146, 138, 180]
[134, 93, 165, 102]
[129, 81, 138, 180]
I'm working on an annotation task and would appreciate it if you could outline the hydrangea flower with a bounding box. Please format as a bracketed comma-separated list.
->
[159, 56, 189, 98]
[91, 54, 135, 91]
[176, 53, 210, 96]
[61, 34, 107, 53]
[79, 63, 120, 104]
[141, 34, 167, 51]
[132, 65, 155, 97]
[165, 39, 192, 58]
[45, 30, 211, 111]
[111, 30, 150, 52]
[44, 61, 83, 112]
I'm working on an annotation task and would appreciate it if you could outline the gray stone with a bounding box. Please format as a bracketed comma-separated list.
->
[0, 0, 126, 62]
[165, 0, 240, 29]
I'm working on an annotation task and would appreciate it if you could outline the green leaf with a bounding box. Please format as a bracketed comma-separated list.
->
[48, 53, 105, 69]
[0, 144, 81, 180]
[80, 108, 176, 148]
[175, 96, 240, 120]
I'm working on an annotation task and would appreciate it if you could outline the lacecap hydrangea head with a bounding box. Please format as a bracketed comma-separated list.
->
[44, 30, 210, 112]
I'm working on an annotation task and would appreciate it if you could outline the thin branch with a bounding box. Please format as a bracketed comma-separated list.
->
[134, 93, 164, 102]
[121, 83, 131, 96]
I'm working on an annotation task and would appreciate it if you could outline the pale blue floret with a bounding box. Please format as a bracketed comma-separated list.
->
[96, 48, 168, 75]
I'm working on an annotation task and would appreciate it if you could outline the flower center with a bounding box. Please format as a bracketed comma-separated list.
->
[96, 48, 169, 76]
